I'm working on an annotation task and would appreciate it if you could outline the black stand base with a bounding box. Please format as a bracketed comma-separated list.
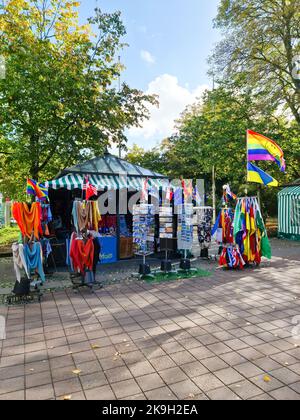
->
[180, 259, 191, 270]
[200, 248, 209, 259]
[139, 264, 151, 276]
[161, 260, 172, 272]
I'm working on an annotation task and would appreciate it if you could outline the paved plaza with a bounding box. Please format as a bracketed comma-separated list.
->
[0, 239, 300, 400]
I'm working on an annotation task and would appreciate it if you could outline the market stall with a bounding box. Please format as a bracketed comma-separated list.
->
[278, 180, 300, 241]
[45, 152, 170, 265]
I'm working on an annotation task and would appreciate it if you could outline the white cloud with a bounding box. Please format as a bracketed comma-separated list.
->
[128, 74, 209, 148]
[140, 50, 156, 65]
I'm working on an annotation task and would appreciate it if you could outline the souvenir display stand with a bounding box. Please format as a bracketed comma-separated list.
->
[7, 201, 52, 304]
[196, 206, 213, 259]
[177, 204, 195, 271]
[213, 196, 272, 270]
[132, 204, 155, 277]
[67, 199, 103, 291]
[159, 206, 175, 272]
[232, 196, 271, 267]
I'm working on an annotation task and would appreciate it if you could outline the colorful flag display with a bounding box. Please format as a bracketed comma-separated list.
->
[222, 184, 237, 203]
[247, 130, 286, 172]
[174, 187, 183, 206]
[193, 186, 202, 206]
[141, 178, 149, 202]
[247, 163, 279, 187]
[26, 179, 48, 201]
[83, 176, 98, 200]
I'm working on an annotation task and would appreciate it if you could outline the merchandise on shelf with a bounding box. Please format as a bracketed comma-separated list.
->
[159, 207, 173, 239]
[177, 204, 194, 251]
[197, 207, 213, 248]
[132, 204, 155, 255]
[98, 215, 117, 237]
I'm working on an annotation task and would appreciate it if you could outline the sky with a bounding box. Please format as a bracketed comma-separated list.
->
[80, 0, 222, 152]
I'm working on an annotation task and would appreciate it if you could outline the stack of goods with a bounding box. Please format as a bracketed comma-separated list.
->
[177, 204, 194, 251]
[159, 207, 173, 239]
[197, 207, 213, 248]
[98, 215, 117, 236]
[233, 197, 271, 266]
[72, 200, 101, 233]
[132, 204, 155, 255]
[69, 232, 101, 283]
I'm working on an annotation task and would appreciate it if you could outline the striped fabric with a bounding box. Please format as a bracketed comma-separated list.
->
[278, 186, 300, 239]
[45, 174, 169, 191]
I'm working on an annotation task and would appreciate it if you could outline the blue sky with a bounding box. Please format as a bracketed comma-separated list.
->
[80, 0, 222, 151]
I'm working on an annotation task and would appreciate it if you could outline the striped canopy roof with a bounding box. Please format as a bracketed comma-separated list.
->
[46, 153, 170, 191]
[46, 173, 169, 191]
[278, 186, 300, 196]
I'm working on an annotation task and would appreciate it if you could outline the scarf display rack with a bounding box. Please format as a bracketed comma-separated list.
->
[212, 196, 271, 270]
[68, 230, 103, 292]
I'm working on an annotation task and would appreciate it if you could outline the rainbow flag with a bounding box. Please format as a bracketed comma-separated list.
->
[247, 130, 286, 172]
[247, 163, 278, 187]
[26, 179, 49, 201]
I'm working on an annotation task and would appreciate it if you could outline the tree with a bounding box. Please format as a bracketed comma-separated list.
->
[0, 0, 156, 197]
[125, 144, 167, 175]
[136, 85, 299, 215]
[211, 0, 300, 125]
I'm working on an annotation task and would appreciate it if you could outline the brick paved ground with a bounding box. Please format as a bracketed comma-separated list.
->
[1, 241, 300, 400]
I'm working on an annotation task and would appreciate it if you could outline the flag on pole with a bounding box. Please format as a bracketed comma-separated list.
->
[149, 184, 159, 200]
[182, 179, 193, 200]
[174, 187, 183, 206]
[166, 184, 173, 201]
[141, 178, 149, 202]
[26, 179, 48, 201]
[83, 176, 98, 200]
[192, 186, 202, 206]
[247, 163, 279, 187]
[247, 130, 286, 172]
[223, 184, 237, 203]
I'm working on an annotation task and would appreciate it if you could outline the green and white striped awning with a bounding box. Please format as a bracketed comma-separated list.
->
[46, 174, 169, 191]
[278, 186, 300, 239]
[278, 186, 300, 197]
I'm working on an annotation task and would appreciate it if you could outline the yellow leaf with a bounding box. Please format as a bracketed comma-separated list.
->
[72, 369, 81, 375]
[91, 344, 100, 349]
[263, 375, 271, 383]
[63, 395, 72, 400]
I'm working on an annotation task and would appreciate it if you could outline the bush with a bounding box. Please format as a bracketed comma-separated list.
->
[0, 226, 20, 247]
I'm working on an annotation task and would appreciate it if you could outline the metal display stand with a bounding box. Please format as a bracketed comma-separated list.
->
[159, 207, 176, 273]
[132, 204, 155, 279]
[177, 204, 196, 272]
[196, 206, 214, 261]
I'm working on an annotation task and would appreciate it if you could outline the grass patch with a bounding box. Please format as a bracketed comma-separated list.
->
[0, 226, 20, 248]
[143, 268, 212, 283]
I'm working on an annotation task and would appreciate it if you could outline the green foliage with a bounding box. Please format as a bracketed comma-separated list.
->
[127, 84, 299, 216]
[0, 0, 157, 198]
[126, 144, 167, 175]
[0, 226, 20, 246]
[211, 0, 300, 125]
